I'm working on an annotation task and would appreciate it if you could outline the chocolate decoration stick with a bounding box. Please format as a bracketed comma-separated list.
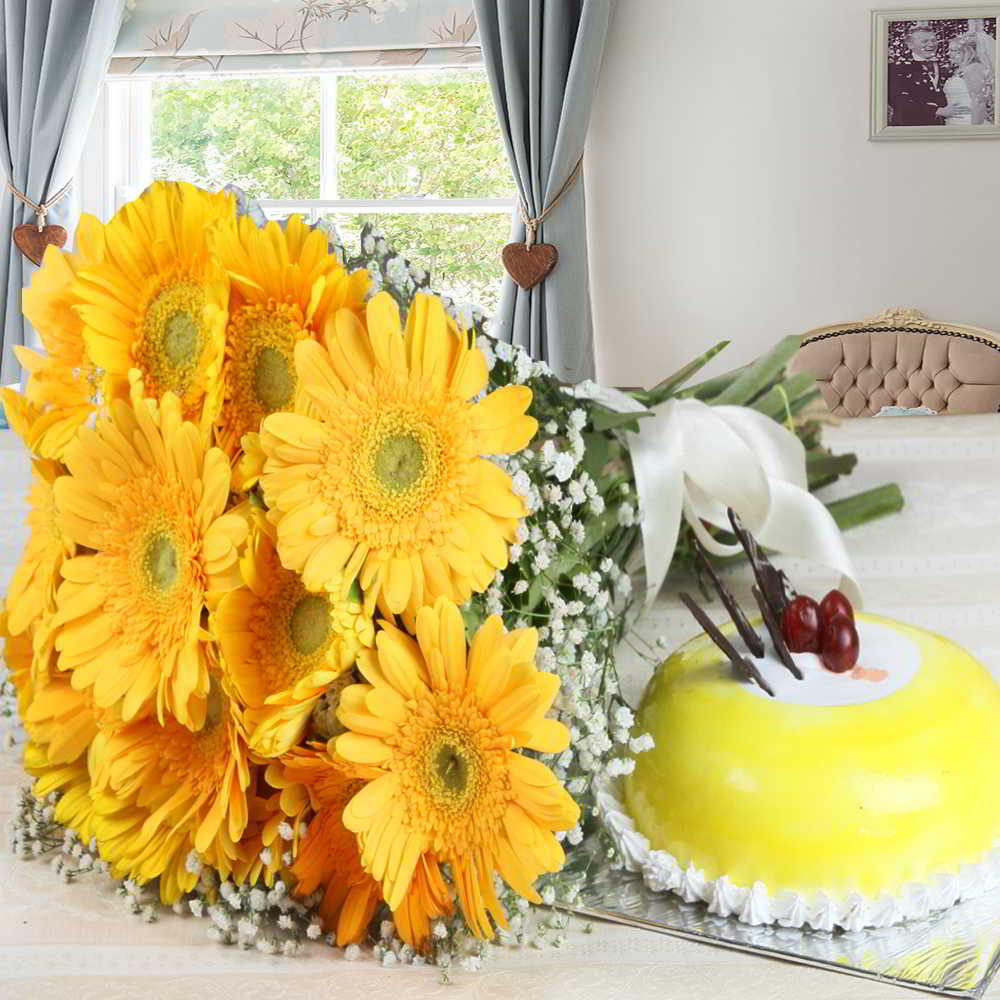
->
[727, 509, 795, 617]
[679, 592, 776, 698]
[752, 585, 804, 680]
[693, 539, 765, 658]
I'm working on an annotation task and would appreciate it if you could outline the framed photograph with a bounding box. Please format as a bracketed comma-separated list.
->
[870, 6, 999, 139]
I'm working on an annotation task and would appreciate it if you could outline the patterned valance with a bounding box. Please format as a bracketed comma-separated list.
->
[110, 1, 480, 76]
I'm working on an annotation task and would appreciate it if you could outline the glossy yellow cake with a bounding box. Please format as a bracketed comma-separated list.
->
[621, 614, 1000, 927]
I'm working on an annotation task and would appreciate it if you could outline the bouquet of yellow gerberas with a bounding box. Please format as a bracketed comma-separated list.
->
[1, 181, 580, 957]
[2, 183, 902, 966]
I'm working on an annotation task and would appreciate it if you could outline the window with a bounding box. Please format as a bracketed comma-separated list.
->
[102, 70, 515, 313]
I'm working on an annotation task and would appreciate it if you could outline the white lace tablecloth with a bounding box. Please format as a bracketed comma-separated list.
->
[2, 416, 999, 999]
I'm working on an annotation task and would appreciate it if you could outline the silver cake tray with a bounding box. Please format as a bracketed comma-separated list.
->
[567, 841, 1000, 998]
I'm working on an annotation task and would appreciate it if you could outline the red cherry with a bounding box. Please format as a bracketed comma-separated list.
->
[820, 589, 855, 625]
[820, 617, 860, 673]
[781, 595, 823, 653]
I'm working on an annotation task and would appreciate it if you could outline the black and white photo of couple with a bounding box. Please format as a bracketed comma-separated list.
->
[888, 17, 996, 126]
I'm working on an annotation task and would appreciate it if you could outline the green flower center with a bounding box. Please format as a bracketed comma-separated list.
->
[374, 433, 425, 493]
[254, 345, 295, 411]
[145, 533, 179, 593]
[289, 594, 331, 656]
[164, 310, 199, 367]
[138, 279, 207, 399]
[435, 742, 470, 794]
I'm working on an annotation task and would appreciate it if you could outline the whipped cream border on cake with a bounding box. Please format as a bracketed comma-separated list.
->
[597, 780, 1000, 932]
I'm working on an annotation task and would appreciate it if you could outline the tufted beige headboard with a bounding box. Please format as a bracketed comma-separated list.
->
[788, 309, 1000, 417]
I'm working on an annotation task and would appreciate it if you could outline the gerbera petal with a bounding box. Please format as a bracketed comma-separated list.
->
[520, 717, 571, 754]
[341, 773, 397, 833]
[468, 459, 530, 519]
[337, 882, 379, 947]
[328, 308, 376, 385]
[375, 624, 430, 698]
[468, 385, 537, 454]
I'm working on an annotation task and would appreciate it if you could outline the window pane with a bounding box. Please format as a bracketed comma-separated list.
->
[326, 212, 509, 315]
[336, 71, 514, 200]
[151, 77, 321, 199]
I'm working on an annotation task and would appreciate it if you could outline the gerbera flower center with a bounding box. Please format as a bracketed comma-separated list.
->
[388, 689, 516, 855]
[136, 279, 208, 399]
[373, 433, 425, 493]
[219, 303, 305, 453]
[244, 568, 340, 694]
[289, 593, 331, 656]
[434, 741, 471, 795]
[150, 679, 236, 796]
[254, 345, 295, 411]
[347, 407, 451, 536]
[96, 480, 200, 655]
[164, 310, 198, 367]
[144, 532, 179, 593]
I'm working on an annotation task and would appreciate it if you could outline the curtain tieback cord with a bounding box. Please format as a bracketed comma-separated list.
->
[6, 178, 73, 231]
[516, 157, 583, 248]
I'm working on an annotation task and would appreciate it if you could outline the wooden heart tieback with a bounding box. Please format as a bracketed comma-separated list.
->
[502, 242, 557, 290]
[13, 224, 67, 266]
[503, 157, 582, 291]
[6, 177, 72, 266]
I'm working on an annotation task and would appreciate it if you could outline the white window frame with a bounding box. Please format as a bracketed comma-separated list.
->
[95, 70, 515, 227]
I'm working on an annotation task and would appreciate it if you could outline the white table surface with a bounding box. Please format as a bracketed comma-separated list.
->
[2, 415, 999, 1000]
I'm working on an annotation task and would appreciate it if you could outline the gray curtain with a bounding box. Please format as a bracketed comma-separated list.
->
[474, 0, 611, 382]
[0, 0, 126, 385]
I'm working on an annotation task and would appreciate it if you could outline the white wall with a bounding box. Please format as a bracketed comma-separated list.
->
[586, 0, 1000, 388]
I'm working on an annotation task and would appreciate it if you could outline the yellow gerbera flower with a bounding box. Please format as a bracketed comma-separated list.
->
[16, 215, 105, 459]
[5, 458, 74, 639]
[22, 740, 99, 845]
[271, 745, 384, 946]
[336, 597, 579, 944]
[72, 181, 233, 432]
[216, 522, 374, 757]
[22, 214, 104, 372]
[11, 351, 97, 461]
[1, 607, 36, 716]
[90, 675, 251, 904]
[53, 379, 247, 730]
[0, 386, 38, 441]
[24, 672, 102, 769]
[21, 672, 106, 845]
[0, 387, 58, 460]
[212, 214, 369, 461]
[260, 292, 535, 619]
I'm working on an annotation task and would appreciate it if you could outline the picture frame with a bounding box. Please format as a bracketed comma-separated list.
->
[870, 5, 1000, 139]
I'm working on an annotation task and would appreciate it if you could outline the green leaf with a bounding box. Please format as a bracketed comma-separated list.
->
[580, 430, 613, 481]
[636, 340, 731, 407]
[807, 450, 859, 490]
[787, 388, 822, 417]
[751, 372, 819, 421]
[679, 368, 745, 401]
[708, 334, 802, 406]
[460, 602, 486, 639]
[589, 406, 652, 434]
[826, 484, 905, 531]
